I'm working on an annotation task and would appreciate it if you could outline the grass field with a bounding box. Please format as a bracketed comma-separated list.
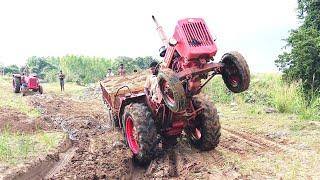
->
[0, 128, 65, 165]
[204, 73, 320, 120]
[0, 76, 66, 167]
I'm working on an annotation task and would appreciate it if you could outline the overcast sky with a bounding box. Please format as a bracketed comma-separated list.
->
[0, 0, 299, 72]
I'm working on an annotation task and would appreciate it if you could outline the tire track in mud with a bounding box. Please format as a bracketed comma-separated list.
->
[44, 146, 78, 179]
[221, 128, 287, 153]
[29, 95, 132, 179]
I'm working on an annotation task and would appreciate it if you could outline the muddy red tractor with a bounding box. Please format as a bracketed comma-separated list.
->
[100, 16, 250, 164]
[12, 73, 43, 96]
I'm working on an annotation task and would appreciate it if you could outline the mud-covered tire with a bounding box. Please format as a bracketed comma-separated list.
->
[188, 93, 221, 150]
[157, 68, 186, 112]
[122, 103, 157, 165]
[38, 85, 43, 94]
[221, 51, 250, 93]
[12, 77, 21, 93]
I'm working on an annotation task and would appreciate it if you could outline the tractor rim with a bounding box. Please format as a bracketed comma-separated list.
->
[125, 116, 139, 154]
[160, 79, 175, 106]
[225, 61, 240, 88]
[229, 76, 240, 87]
[192, 128, 202, 140]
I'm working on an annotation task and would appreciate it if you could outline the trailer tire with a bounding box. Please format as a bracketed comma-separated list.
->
[13, 77, 21, 93]
[122, 103, 157, 165]
[188, 94, 221, 151]
[158, 68, 186, 112]
[221, 51, 250, 93]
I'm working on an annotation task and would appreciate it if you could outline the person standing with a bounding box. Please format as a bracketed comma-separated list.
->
[58, 70, 65, 91]
[144, 61, 161, 101]
[106, 68, 114, 77]
[118, 64, 126, 76]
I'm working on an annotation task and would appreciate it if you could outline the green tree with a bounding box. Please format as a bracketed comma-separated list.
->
[276, 0, 320, 96]
[4, 65, 20, 74]
[112, 56, 138, 74]
[135, 56, 158, 69]
[26, 56, 56, 78]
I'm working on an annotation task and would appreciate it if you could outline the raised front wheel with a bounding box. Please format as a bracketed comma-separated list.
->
[221, 51, 250, 93]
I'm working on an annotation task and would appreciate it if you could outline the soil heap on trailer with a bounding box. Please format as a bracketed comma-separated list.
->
[100, 16, 250, 164]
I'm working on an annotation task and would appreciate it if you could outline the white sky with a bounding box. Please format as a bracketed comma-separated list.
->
[0, 0, 299, 72]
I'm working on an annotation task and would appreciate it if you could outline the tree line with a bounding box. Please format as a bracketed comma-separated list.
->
[276, 0, 320, 100]
[0, 55, 158, 85]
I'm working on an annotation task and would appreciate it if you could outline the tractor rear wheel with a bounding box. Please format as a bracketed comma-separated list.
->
[122, 103, 157, 165]
[12, 77, 21, 93]
[39, 85, 43, 94]
[221, 51, 250, 93]
[157, 68, 186, 112]
[188, 94, 221, 150]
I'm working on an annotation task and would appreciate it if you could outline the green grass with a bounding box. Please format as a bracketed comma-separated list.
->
[41, 81, 87, 97]
[0, 127, 65, 165]
[0, 76, 87, 118]
[215, 103, 320, 178]
[205, 73, 320, 120]
[0, 76, 67, 167]
[0, 76, 40, 117]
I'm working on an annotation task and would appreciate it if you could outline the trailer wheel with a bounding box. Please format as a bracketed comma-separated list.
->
[221, 51, 250, 93]
[158, 68, 186, 112]
[122, 103, 157, 165]
[187, 94, 221, 150]
[12, 77, 21, 93]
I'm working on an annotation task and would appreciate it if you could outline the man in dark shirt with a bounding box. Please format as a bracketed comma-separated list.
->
[58, 70, 65, 91]
[118, 64, 126, 76]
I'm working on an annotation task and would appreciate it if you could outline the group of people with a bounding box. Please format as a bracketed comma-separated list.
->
[59, 62, 159, 98]
[105, 62, 160, 101]
[106, 64, 126, 77]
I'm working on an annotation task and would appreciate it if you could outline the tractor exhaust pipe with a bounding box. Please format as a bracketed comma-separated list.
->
[152, 15, 168, 46]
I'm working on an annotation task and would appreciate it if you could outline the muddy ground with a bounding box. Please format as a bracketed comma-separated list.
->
[4, 92, 294, 180]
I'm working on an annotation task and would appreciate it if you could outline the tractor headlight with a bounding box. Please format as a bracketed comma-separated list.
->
[169, 38, 177, 46]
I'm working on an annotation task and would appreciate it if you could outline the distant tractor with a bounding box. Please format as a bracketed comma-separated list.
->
[12, 73, 43, 96]
[100, 16, 250, 164]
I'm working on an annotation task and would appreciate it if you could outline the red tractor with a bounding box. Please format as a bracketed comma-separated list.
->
[100, 16, 250, 164]
[12, 73, 43, 96]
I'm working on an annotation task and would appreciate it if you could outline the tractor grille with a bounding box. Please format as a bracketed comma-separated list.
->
[182, 22, 213, 47]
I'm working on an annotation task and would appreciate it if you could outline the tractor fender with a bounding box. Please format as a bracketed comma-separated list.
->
[12, 74, 22, 78]
[117, 93, 146, 129]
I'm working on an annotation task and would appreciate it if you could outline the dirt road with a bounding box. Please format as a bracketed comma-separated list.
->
[19, 92, 318, 179]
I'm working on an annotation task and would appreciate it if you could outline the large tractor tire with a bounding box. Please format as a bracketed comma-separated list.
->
[187, 94, 221, 151]
[157, 68, 186, 112]
[122, 103, 158, 165]
[12, 77, 21, 93]
[38, 85, 43, 94]
[221, 51, 250, 93]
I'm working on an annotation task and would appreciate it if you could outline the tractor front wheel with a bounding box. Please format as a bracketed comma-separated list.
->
[12, 77, 21, 93]
[221, 51, 250, 93]
[122, 103, 157, 165]
[187, 94, 221, 150]
[157, 68, 186, 112]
